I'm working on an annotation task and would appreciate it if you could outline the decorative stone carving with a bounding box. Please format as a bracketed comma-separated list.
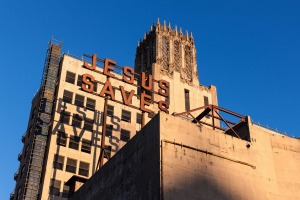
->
[184, 45, 192, 79]
[162, 36, 170, 70]
[135, 21, 199, 86]
[174, 40, 181, 72]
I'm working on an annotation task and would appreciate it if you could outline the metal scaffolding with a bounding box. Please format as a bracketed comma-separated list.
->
[17, 39, 62, 200]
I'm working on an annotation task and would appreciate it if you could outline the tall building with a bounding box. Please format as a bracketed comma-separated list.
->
[12, 20, 218, 200]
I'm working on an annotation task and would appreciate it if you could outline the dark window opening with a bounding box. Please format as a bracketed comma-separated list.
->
[77, 75, 82, 87]
[184, 89, 190, 111]
[106, 124, 113, 137]
[125, 91, 132, 104]
[204, 96, 209, 106]
[120, 129, 130, 142]
[53, 154, 64, 170]
[69, 136, 80, 150]
[63, 90, 73, 104]
[104, 145, 112, 159]
[121, 110, 131, 122]
[66, 158, 77, 173]
[81, 139, 91, 154]
[136, 113, 142, 124]
[107, 105, 114, 117]
[62, 183, 70, 198]
[49, 179, 61, 196]
[84, 118, 94, 132]
[66, 71, 75, 84]
[204, 96, 210, 118]
[60, 111, 70, 125]
[75, 94, 84, 107]
[86, 98, 95, 110]
[79, 161, 89, 177]
[57, 131, 67, 147]
[94, 81, 98, 92]
[72, 114, 82, 128]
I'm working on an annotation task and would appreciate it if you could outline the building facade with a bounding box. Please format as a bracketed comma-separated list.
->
[12, 20, 218, 200]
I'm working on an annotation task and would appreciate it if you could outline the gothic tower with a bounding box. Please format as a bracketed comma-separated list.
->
[135, 19, 199, 86]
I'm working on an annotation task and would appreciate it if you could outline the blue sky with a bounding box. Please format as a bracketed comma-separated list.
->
[1, 0, 300, 198]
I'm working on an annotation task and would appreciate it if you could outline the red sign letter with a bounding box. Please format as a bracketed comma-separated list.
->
[103, 58, 116, 78]
[158, 79, 170, 97]
[83, 54, 97, 70]
[82, 74, 94, 93]
[100, 80, 115, 100]
[141, 72, 153, 91]
[123, 66, 134, 84]
[158, 101, 169, 114]
[141, 92, 152, 113]
[120, 86, 135, 105]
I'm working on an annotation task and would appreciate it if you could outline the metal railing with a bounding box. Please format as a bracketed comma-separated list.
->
[251, 119, 298, 139]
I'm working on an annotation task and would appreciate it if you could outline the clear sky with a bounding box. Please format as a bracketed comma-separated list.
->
[1, 0, 300, 198]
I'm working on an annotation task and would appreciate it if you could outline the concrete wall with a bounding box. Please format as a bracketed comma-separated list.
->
[160, 112, 300, 200]
[71, 114, 161, 200]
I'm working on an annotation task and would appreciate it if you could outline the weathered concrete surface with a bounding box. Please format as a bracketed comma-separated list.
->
[160, 112, 300, 200]
[71, 112, 300, 200]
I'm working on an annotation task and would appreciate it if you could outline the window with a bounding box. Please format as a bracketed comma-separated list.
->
[120, 129, 130, 142]
[81, 139, 91, 154]
[62, 183, 70, 198]
[125, 91, 132, 104]
[94, 81, 98, 92]
[49, 179, 61, 196]
[66, 71, 75, 84]
[204, 96, 209, 118]
[121, 110, 131, 122]
[63, 90, 73, 104]
[69, 136, 79, 150]
[204, 96, 209, 106]
[75, 94, 84, 107]
[86, 98, 95, 110]
[84, 118, 94, 132]
[72, 114, 82, 128]
[106, 124, 113, 137]
[57, 131, 67, 147]
[66, 158, 77, 173]
[53, 154, 64, 170]
[59, 111, 70, 124]
[79, 161, 89, 177]
[77, 75, 82, 87]
[107, 105, 114, 117]
[136, 113, 142, 124]
[104, 145, 112, 159]
[184, 89, 190, 111]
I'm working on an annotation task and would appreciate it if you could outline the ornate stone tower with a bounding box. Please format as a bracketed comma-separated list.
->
[135, 19, 199, 86]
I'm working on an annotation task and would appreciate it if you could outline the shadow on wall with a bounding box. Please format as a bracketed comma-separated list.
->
[163, 173, 233, 200]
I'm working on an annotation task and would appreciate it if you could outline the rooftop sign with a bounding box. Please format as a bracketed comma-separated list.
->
[81, 54, 170, 114]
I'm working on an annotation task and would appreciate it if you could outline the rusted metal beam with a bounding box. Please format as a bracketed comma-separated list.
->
[214, 110, 241, 139]
[212, 105, 245, 120]
[173, 105, 211, 116]
[191, 108, 211, 123]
